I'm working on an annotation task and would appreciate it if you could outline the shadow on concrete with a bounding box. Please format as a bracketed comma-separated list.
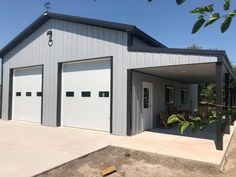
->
[148, 123, 216, 141]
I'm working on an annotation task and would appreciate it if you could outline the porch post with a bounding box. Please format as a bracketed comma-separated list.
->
[230, 78, 234, 125]
[224, 73, 230, 134]
[215, 62, 223, 150]
[233, 88, 236, 107]
[127, 70, 133, 136]
[230, 78, 233, 109]
[234, 88, 236, 106]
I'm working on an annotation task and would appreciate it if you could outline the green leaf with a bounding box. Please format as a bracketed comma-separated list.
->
[179, 121, 190, 134]
[191, 123, 200, 133]
[224, 0, 231, 11]
[221, 16, 232, 33]
[206, 4, 214, 13]
[211, 110, 216, 117]
[191, 8, 205, 14]
[194, 116, 202, 121]
[227, 10, 236, 18]
[221, 11, 236, 33]
[209, 119, 217, 124]
[176, 113, 185, 120]
[191, 4, 214, 14]
[176, 0, 186, 5]
[192, 15, 206, 34]
[167, 114, 181, 124]
[204, 13, 220, 27]
[189, 116, 201, 122]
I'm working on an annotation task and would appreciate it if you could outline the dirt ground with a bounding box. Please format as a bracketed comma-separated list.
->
[37, 132, 236, 177]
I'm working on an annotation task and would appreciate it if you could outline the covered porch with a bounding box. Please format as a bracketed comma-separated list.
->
[127, 60, 236, 151]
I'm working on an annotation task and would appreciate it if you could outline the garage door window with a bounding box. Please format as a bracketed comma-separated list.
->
[26, 92, 32, 97]
[37, 92, 42, 97]
[16, 92, 21, 96]
[81, 91, 91, 97]
[99, 91, 109, 98]
[66, 91, 74, 97]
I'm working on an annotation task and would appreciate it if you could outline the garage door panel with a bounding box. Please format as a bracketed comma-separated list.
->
[63, 59, 110, 73]
[12, 67, 42, 123]
[62, 59, 111, 132]
[63, 97, 110, 130]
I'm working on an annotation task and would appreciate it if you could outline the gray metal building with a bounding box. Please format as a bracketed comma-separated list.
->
[0, 13, 235, 150]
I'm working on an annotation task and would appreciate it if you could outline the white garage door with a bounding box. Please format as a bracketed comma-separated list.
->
[61, 59, 111, 132]
[12, 66, 43, 123]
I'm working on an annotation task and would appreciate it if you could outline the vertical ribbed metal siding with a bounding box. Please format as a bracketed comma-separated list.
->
[127, 52, 217, 69]
[2, 19, 129, 135]
[2, 18, 217, 136]
[131, 71, 195, 135]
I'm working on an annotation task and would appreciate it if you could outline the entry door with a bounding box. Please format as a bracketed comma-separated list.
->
[61, 59, 111, 132]
[142, 82, 153, 130]
[12, 67, 43, 123]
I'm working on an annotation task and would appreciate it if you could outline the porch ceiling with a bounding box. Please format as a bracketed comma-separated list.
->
[136, 63, 224, 84]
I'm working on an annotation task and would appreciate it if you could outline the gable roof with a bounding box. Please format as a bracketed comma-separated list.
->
[0, 12, 166, 58]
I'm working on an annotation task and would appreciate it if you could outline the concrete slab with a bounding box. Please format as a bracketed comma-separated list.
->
[0, 120, 121, 177]
[113, 123, 236, 167]
[112, 131, 178, 154]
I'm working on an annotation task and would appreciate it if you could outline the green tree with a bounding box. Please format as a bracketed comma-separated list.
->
[187, 44, 202, 50]
[198, 84, 216, 103]
[232, 65, 236, 73]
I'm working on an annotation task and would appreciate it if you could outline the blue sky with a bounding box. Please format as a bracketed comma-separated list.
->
[0, 0, 235, 63]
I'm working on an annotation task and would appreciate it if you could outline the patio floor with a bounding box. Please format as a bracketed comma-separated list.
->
[112, 123, 236, 167]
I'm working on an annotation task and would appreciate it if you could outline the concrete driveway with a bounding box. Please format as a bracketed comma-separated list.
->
[0, 120, 121, 177]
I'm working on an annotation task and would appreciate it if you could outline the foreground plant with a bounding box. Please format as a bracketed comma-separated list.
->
[167, 109, 236, 135]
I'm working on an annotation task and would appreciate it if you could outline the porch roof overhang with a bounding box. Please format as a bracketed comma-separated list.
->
[136, 63, 218, 84]
[129, 46, 235, 83]
[128, 46, 236, 80]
